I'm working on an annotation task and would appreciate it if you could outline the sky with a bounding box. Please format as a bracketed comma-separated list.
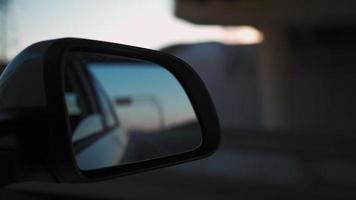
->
[4, 0, 263, 59]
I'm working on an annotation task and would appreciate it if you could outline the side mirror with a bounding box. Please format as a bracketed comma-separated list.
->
[0, 38, 219, 182]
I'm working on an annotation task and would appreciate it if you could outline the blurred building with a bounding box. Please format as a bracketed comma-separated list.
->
[162, 43, 261, 131]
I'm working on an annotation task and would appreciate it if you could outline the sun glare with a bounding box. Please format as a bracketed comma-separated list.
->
[220, 26, 264, 45]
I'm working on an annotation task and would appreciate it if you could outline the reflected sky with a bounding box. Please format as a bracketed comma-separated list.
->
[89, 63, 197, 130]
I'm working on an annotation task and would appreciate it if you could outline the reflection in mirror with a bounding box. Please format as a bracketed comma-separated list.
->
[64, 53, 202, 170]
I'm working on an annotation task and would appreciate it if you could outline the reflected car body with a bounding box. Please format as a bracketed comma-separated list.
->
[65, 56, 129, 170]
[73, 114, 128, 170]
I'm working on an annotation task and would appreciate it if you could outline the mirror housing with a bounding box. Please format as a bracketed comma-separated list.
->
[0, 38, 220, 183]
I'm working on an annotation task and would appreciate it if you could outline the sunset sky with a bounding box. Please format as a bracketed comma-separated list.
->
[5, 0, 262, 59]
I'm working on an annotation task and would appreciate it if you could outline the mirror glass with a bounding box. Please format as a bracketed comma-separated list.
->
[64, 52, 202, 170]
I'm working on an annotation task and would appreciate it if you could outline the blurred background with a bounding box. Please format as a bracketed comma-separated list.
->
[1, 0, 356, 199]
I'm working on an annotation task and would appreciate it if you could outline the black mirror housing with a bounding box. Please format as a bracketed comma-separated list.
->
[0, 38, 220, 183]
